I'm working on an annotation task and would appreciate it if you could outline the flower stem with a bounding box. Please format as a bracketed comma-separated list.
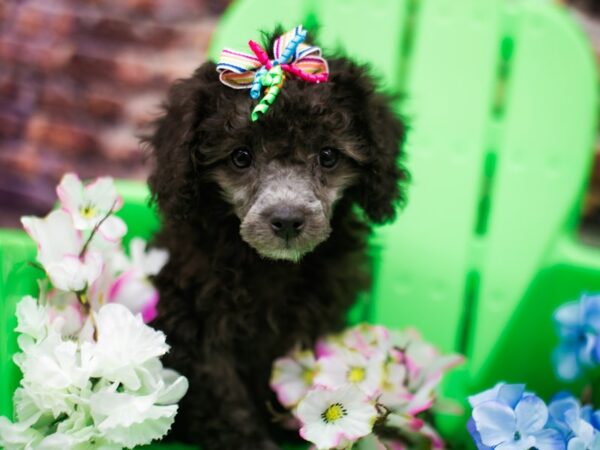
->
[79, 201, 117, 258]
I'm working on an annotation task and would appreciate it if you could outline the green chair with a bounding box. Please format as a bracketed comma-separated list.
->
[1, 0, 598, 448]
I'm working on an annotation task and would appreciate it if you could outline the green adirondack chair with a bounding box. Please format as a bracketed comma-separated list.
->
[1, 0, 598, 448]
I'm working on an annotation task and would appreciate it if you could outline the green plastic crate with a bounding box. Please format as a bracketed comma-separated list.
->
[1, 0, 599, 448]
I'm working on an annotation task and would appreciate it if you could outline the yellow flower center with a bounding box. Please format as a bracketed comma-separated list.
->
[81, 205, 97, 219]
[303, 368, 315, 385]
[321, 403, 347, 424]
[347, 366, 366, 383]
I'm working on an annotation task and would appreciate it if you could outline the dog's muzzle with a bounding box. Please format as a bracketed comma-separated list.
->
[269, 207, 305, 241]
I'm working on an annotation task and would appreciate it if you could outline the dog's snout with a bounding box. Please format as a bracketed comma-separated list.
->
[270, 209, 305, 240]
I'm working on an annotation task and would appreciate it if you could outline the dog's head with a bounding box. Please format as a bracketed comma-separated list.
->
[148, 34, 407, 262]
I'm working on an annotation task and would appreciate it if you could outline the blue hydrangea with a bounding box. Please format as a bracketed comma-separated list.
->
[468, 383, 564, 450]
[553, 294, 600, 381]
[547, 393, 600, 450]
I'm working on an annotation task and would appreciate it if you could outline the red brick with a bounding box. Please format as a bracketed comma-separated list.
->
[126, 0, 157, 16]
[84, 92, 124, 120]
[88, 17, 139, 44]
[113, 55, 153, 86]
[26, 115, 99, 155]
[124, 92, 163, 126]
[0, 38, 74, 72]
[99, 126, 143, 161]
[0, 113, 24, 139]
[14, 4, 45, 39]
[0, 143, 41, 176]
[0, 76, 18, 102]
[52, 10, 76, 38]
[66, 52, 116, 83]
[39, 83, 77, 113]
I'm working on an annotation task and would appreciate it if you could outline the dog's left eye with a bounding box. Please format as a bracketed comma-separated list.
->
[318, 147, 340, 169]
[231, 147, 253, 169]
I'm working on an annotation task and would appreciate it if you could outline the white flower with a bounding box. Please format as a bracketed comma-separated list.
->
[314, 349, 384, 398]
[21, 210, 103, 292]
[94, 238, 168, 323]
[128, 238, 169, 276]
[21, 210, 80, 268]
[379, 360, 411, 409]
[2, 296, 188, 450]
[46, 291, 86, 337]
[340, 324, 391, 358]
[106, 270, 160, 323]
[16, 331, 93, 417]
[89, 387, 178, 448]
[271, 350, 317, 408]
[389, 329, 463, 391]
[296, 385, 377, 450]
[46, 253, 103, 292]
[56, 173, 126, 242]
[91, 303, 170, 390]
[0, 413, 43, 450]
[15, 296, 47, 340]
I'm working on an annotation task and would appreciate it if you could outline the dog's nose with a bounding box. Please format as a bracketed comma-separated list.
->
[270, 210, 305, 240]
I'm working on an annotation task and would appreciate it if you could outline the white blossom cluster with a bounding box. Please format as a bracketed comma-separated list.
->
[0, 174, 188, 450]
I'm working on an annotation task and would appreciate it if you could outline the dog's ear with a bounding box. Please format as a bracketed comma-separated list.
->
[146, 62, 219, 222]
[329, 58, 408, 224]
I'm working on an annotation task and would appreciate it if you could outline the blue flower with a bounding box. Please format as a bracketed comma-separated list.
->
[553, 294, 600, 381]
[547, 394, 600, 450]
[468, 384, 565, 450]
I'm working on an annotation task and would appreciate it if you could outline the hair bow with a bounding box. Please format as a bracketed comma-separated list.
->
[216, 25, 329, 121]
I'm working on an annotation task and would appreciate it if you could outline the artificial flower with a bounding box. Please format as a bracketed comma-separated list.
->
[57, 173, 126, 242]
[21, 210, 103, 292]
[91, 303, 170, 390]
[547, 394, 600, 450]
[469, 384, 565, 450]
[1, 174, 184, 450]
[390, 329, 464, 392]
[90, 238, 168, 323]
[340, 324, 391, 358]
[89, 387, 178, 448]
[271, 349, 318, 408]
[315, 348, 385, 398]
[272, 324, 461, 449]
[553, 294, 600, 381]
[296, 385, 377, 450]
[0, 300, 187, 450]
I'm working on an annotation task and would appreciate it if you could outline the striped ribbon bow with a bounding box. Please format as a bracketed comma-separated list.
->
[216, 25, 329, 121]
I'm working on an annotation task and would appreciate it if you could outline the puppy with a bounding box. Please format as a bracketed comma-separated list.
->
[147, 30, 407, 450]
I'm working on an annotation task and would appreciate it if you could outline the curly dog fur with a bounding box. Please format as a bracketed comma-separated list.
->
[147, 31, 407, 449]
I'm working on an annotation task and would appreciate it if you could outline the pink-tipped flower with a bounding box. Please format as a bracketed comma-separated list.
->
[57, 173, 126, 243]
[296, 385, 377, 450]
[271, 349, 317, 409]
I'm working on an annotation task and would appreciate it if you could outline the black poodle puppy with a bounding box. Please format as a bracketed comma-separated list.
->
[147, 30, 407, 450]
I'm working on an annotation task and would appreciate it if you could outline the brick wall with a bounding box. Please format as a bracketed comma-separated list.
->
[0, 0, 229, 226]
[2, 0, 600, 232]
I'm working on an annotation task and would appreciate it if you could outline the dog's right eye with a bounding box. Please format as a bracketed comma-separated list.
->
[230, 147, 253, 169]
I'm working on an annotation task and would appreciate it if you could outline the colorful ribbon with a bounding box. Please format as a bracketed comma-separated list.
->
[216, 25, 329, 121]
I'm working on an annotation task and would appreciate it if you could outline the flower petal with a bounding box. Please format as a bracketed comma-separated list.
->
[98, 216, 127, 243]
[85, 177, 121, 212]
[56, 173, 84, 216]
[468, 417, 493, 450]
[15, 296, 47, 340]
[532, 428, 566, 450]
[582, 294, 600, 333]
[21, 210, 82, 267]
[554, 302, 583, 339]
[568, 437, 588, 450]
[553, 344, 583, 381]
[515, 395, 548, 433]
[472, 401, 517, 447]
